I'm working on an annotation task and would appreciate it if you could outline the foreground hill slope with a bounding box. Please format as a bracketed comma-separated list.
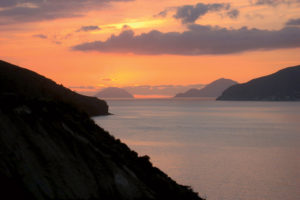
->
[96, 87, 134, 99]
[217, 65, 300, 101]
[0, 61, 202, 200]
[0, 60, 108, 116]
[175, 78, 237, 98]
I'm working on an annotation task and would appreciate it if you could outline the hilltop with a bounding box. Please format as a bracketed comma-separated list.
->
[217, 65, 300, 101]
[0, 60, 108, 116]
[95, 87, 134, 99]
[175, 78, 237, 98]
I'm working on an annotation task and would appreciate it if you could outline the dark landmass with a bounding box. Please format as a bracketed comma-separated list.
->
[217, 65, 300, 101]
[95, 87, 134, 99]
[175, 78, 237, 98]
[0, 60, 108, 116]
[0, 60, 203, 200]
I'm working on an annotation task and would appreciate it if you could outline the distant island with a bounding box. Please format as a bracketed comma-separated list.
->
[0, 60, 108, 116]
[0, 60, 202, 200]
[95, 87, 134, 99]
[217, 65, 300, 101]
[175, 78, 237, 98]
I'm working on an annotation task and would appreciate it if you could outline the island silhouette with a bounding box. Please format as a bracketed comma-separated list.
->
[175, 78, 237, 98]
[95, 87, 134, 99]
[218, 65, 300, 101]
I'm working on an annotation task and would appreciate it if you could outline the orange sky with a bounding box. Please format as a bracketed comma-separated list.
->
[1, 0, 300, 94]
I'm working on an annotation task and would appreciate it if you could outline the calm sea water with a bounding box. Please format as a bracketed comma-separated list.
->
[93, 99, 300, 200]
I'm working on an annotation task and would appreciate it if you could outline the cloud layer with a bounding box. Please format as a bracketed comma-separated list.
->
[254, 0, 287, 6]
[252, 0, 300, 6]
[0, 0, 132, 25]
[123, 84, 204, 96]
[72, 24, 300, 55]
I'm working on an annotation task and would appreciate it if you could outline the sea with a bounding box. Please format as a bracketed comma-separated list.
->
[93, 99, 300, 200]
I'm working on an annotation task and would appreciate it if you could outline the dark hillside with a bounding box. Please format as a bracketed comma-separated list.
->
[217, 65, 300, 101]
[0, 60, 203, 200]
[0, 60, 108, 116]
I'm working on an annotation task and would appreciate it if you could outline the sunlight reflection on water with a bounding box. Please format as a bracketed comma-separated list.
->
[94, 99, 300, 200]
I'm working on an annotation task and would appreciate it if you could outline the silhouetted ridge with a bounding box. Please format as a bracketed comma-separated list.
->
[217, 65, 300, 101]
[96, 87, 134, 99]
[175, 78, 237, 98]
[0, 60, 108, 116]
[0, 60, 203, 200]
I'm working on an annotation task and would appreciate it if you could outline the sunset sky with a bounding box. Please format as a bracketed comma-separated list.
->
[1, 0, 300, 96]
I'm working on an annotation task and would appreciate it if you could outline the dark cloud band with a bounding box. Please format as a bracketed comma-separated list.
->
[253, 0, 300, 6]
[0, 0, 132, 25]
[72, 24, 300, 55]
[286, 18, 300, 26]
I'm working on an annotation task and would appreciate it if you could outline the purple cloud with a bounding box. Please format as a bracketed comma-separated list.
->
[0, 0, 133, 25]
[253, 0, 300, 6]
[72, 24, 300, 55]
[77, 26, 101, 32]
[286, 18, 300, 26]
[157, 3, 239, 24]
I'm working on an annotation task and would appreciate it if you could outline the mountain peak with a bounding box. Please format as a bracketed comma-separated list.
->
[95, 87, 134, 99]
[175, 78, 237, 98]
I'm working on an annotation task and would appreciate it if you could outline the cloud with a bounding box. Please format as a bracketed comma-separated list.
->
[154, 7, 174, 18]
[0, 0, 133, 25]
[252, 0, 300, 6]
[33, 34, 47, 39]
[72, 24, 300, 55]
[69, 85, 97, 96]
[226, 9, 240, 19]
[123, 84, 205, 96]
[53, 41, 62, 45]
[254, 0, 287, 6]
[174, 3, 231, 24]
[157, 3, 239, 24]
[286, 18, 300, 26]
[122, 25, 131, 30]
[0, 1, 18, 8]
[77, 25, 101, 32]
[71, 84, 206, 96]
[156, 10, 169, 18]
[69, 86, 96, 90]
